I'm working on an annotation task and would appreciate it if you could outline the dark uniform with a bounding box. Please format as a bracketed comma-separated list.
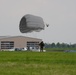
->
[39, 41, 44, 52]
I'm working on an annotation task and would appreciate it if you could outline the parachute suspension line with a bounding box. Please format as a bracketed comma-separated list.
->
[23, 32, 38, 39]
[30, 32, 38, 38]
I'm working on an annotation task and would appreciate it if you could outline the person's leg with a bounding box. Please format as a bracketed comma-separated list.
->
[41, 47, 43, 52]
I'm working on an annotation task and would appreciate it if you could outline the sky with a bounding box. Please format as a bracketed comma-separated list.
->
[0, 0, 76, 44]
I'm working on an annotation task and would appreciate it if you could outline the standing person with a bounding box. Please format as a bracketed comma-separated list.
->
[39, 41, 45, 52]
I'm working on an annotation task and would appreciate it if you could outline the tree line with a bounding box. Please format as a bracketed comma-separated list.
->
[45, 42, 76, 48]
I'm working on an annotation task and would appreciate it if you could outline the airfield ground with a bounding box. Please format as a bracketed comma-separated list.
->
[0, 51, 76, 75]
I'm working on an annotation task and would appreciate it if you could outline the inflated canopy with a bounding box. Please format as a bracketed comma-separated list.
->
[19, 14, 45, 33]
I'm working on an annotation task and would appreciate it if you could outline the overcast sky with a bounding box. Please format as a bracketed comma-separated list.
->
[0, 0, 76, 44]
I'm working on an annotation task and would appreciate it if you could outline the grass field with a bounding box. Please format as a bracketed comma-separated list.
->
[45, 48, 76, 52]
[0, 51, 76, 75]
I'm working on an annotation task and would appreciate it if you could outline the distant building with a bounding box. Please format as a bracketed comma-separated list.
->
[0, 36, 42, 50]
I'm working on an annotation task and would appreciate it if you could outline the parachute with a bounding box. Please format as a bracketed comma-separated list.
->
[19, 14, 45, 33]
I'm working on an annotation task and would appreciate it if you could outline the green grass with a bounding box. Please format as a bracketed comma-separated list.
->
[45, 48, 76, 52]
[0, 51, 76, 75]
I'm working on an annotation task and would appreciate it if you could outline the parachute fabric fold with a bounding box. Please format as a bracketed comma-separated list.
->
[19, 14, 45, 33]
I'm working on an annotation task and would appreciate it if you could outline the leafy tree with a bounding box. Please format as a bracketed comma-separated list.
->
[56, 42, 61, 48]
[51, 43, 56, 48]
[45, 42, 76, 48]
